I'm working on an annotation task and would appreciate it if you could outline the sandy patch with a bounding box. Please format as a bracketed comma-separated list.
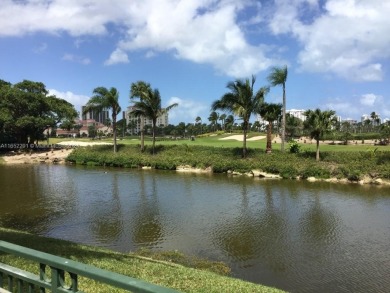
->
[1, 148, 74, 165]
[219, 135, 266, 142]
[57, 140, 112, 146]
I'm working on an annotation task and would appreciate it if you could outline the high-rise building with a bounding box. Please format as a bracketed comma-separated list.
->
[125, 105, 169, 135]
[81, 106, 109, 125]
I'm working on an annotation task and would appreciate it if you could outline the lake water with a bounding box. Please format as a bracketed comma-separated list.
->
[0, 164, 389, 293]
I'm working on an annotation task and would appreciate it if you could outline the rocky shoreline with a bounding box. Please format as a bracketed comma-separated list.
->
[2, 151, 390, 187]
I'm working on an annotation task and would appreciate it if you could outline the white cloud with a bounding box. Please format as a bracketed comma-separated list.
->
[360, 94, 377, 106]
[2, 0, 389, 81]
[104, 48, 129, 65]
[324, 93, 390, 121]
[62, 53, 91, 65]
[166, 96, 208, 124]
[116, 0, 274, 77]
[270, 0, 390, 81]
[0, 0, 126, 37]
[0, 0, 274, 77]
[48, 89, 90, 116]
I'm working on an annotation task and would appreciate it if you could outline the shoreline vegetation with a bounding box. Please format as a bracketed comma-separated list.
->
[66, 143, 390, 186]
[0, 227, 284, 293]
[1, 136, 390, 186]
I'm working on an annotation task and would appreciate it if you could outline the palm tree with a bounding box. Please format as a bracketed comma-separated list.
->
[212, 75, 267, 158]
[130, 81, 178, 154]
[208, 111, 219, 131]
[258, 103, 282, 153]
[219, 113, 227, 130]
[83, 87, 121, 152]
[195, 116, 202, 134]
[303, 108, 337, 161]
[225, 114, 235, 132]
[268, 65, 288, 152]
[130, 81, 151, 151]
[370, 111, 380, 129]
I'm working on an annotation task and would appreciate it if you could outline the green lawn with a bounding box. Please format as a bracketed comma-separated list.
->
[47, 132, 389, 152]
[0, 227, 284, 293]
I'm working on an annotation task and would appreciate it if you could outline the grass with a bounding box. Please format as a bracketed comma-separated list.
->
[46, 132, 389, 152]
[65, 142, 390, 181]
[0, 227, 284, 293]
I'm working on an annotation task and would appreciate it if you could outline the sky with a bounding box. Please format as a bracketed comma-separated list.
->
[0, 0, 389, 125]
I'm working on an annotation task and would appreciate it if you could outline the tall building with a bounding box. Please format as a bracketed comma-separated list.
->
[125, 106, 169, 134]
[81, 106, 109, 125]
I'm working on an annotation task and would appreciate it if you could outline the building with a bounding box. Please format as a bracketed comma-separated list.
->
[81, 106, 110, 125]
[361, 113, 382, 126]
[286, 109, 306, 121]
[125, 106, 169, 135]
[56, 118, 112, 138]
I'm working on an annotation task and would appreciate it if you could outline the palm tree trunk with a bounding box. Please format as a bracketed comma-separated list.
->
[242, 120, 248, 158]
[152, 119, 156, 155]
[316, 139, 320, 161]
[112, 113, 117, 153]
[140, 116, 145, 152]
[266, 122, 272, 153]
[281, 83, 286, 152]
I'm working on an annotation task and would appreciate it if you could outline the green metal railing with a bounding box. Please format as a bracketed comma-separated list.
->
[0, 241, 179, 293]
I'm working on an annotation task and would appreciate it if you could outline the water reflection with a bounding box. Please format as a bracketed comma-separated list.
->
[89, 173, 124, 244]
[131, 172, 164, 247]
[0, 165, 389, 293]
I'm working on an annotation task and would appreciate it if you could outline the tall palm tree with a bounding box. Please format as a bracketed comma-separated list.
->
[83, 87, 121, 153]
[212, 75, 267, 158]
[258, 103, 282, 153]
[268, 65, 288, 152]
[304, 108, 337, 161]
[130, 81, 152, 151]
[130, 81, 178, 154]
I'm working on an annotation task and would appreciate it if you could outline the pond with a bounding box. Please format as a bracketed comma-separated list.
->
[0, 164, 389, 293]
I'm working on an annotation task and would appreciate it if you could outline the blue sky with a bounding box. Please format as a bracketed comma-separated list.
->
[1, 0, 389, 125]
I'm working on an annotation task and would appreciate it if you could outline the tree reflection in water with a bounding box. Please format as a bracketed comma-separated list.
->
[131, 172, 164, 247]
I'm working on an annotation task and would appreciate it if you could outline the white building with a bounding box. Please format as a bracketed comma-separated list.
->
[286, 109, 306, 121]
[125, 106, 169, 135]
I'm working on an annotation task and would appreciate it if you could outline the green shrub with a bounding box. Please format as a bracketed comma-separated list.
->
[288, 140, 301, 154]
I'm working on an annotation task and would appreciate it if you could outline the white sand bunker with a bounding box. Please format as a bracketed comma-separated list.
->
[57, 140, 112, 146]
[219, 135, 265, 142]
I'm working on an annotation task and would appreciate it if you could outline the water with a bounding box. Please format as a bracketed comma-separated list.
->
[0, 164, 389, 292]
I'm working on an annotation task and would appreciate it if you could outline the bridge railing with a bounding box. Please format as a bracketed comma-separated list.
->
[0, 241, 179, 293]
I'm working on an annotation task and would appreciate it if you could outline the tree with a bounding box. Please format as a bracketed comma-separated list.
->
[212, 75, 267, 158]
[258, 103, 282, 153]
[285, 113, 303, 139]
[195, 116, 202, 134]
[219, 113, 227, 130]
[268, 65, 288, 152]
[370, 111, 380, 129]
[130, 81, 178, 154]
[225, 114, 235, 133]
[208, 111, 219, 131]
[0, 79, 77, 143]
[83, 87, 121, 153]
[304, 109, 337, 161]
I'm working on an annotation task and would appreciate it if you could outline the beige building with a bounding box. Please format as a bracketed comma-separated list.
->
[125, 106, 169, 135]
